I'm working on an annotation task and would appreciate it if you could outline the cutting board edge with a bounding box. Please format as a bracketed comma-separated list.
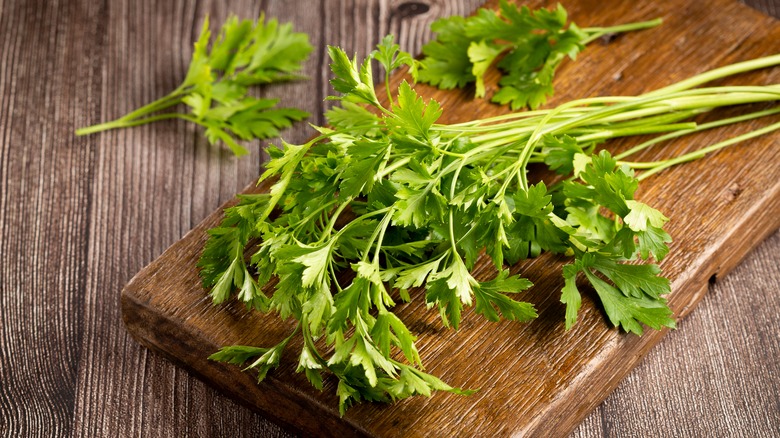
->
[121, 285, 373, 438]
[674, 178, 780, 318]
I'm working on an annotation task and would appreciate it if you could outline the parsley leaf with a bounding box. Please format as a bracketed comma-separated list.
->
[389, 81, 442, 139]
[328, 46, 380, 106]
[473, 270, 536, 322]
[416, 16, 474, 89]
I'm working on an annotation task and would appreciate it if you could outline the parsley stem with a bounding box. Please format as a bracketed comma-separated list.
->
[467, 96, 630, 144]
[300, 321, 329, 368]
[448, 210, 459, 255]
[293, 199, 339, 236]
[320, 199, 354, 239]
[441, 106, 598, 128]
[116, 90, 185, 121]
[632, 119, 780, 180]
[575, 122, 698, 143]
[596, 106, 707, 124]
[329, 262, 343, 292]
[646, 54, 780, 96]
[372, 213, 393, 265]
[615, 106, 780, 160]
[597, 108, 706, 129]
[377, 157, 411, 179]
[461, 88, 779, 194]
[332, 206, 393, 240]
[581, 18, 663, 45]
[74, 112, 186, 136]
[593, 87, 778, 124]
[75, 91, 185, 136]
[361, 212, 389, 262]
[467, 87, 780, 149]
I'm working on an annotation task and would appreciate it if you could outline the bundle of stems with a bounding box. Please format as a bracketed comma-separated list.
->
[427, 55, 780, 186]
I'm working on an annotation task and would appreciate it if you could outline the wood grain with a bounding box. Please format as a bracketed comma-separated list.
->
[0, 0, 777, 437]
[120, 0, 780, 436]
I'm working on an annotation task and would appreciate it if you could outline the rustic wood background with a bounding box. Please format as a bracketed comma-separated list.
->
[0, 0, 778, 437]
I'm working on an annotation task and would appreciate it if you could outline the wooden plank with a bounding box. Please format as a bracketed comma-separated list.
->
[2, 0, 778, 437]
[0, 1, 105, 436]
[121, 0, 780, 436]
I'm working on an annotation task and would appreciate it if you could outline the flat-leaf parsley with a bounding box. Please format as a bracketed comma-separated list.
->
[417, 2, 661, 109]
[201, 37, 780, 412]
[77, 14, 312, 155]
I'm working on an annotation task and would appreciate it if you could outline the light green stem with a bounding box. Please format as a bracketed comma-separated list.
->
[645, 54, 780, 97]
[76, 89, 187, 136]
[616, 106, 780, 160]
[582, 18, 663, 44]
[631, 120, 780, 180]
[75, 112, 191, 136]
[575, 122, 697, 143]
[468, 87, 780, 150]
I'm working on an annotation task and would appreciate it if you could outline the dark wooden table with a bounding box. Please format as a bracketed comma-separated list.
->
[1, 1, 778, 436]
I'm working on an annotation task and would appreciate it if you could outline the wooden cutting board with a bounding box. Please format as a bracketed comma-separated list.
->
[121, 0, 780, 436]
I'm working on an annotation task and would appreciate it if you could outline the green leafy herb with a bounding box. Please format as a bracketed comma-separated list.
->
[201, 34, 780, 412]
[76, 14, 312, 155]
[418, 2, 661, 109]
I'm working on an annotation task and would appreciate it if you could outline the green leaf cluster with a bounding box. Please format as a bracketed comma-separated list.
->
[418, 1, 659, 109]
[77, 14, 312, 155]
[557, 151, 675, 333]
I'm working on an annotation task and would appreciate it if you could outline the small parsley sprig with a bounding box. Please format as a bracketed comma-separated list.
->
[76, 14, 312, 156]
[201, 35, 780, 413]
[418, 1, 661, 109]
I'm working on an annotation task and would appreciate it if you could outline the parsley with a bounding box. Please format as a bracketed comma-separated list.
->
[201, 36, 780, 412]
[418, 2, 662, 109]
[76, 14, 312, 155]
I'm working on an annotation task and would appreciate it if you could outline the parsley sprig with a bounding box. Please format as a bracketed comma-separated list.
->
[76, 14, 312, 155]
[418, 1, 661, 109]
[201, 36, 780, 413]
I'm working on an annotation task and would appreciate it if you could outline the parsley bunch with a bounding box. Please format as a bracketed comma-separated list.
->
[418, 1, 661, 109]
[202, 36, 780, 413]
[77, 14, 312, 156]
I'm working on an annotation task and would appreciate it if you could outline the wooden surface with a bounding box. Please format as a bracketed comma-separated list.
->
[0, 0, 778, 437]
[120, 0, 780, 436]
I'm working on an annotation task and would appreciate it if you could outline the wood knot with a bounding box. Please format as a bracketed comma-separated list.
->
[720, 182, 743, 203]
[728, 182, 743, 198]
[394, 1, 431, 18]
